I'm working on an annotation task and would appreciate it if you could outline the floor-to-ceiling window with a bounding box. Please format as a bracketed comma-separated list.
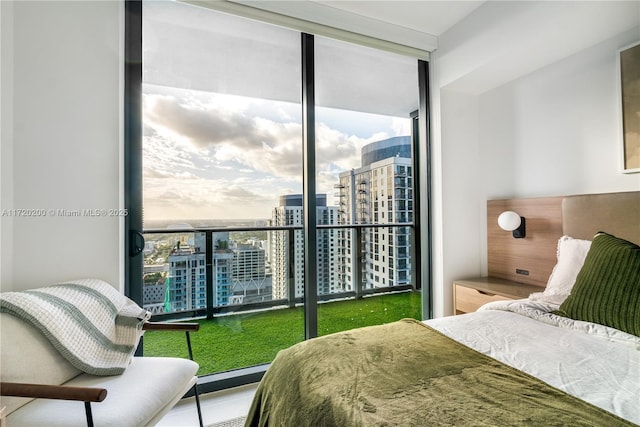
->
[313, 36, 422, 334]
[125, 0, 429, 391]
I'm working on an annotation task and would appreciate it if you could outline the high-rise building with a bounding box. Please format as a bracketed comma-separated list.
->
[212, 232, 234, 307]
[165, 232, 233, 312]
[269, 194, 339, 300]
[166, 237, 207, 312]
[230, 242, 271, 304]
[337, 136, 413, 291]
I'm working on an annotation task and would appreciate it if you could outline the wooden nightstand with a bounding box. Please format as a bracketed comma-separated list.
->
[453, 277, 542, 314]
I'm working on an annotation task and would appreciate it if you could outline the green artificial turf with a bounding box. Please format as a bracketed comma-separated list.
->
[143, 291, 421, 375]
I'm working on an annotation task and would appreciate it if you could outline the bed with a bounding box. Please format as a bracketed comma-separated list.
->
[245, 191, 640, 426]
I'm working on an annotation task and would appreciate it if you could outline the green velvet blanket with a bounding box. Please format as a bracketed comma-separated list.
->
[245, 318, 634, 427]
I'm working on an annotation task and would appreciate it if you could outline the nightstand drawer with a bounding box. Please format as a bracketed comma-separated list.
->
[454, 284, 511, 314]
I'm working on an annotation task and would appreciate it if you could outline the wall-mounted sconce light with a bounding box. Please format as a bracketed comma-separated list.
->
[498, 211, 526, 238]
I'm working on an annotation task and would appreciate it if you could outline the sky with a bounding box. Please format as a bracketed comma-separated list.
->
[142, 84, 412, 221]
[141, 1, 418, 223]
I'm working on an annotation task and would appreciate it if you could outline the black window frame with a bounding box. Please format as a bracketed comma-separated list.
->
[124, 0, 431, 393]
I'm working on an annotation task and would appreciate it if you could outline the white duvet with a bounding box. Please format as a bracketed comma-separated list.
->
[425, 299, 640, 425]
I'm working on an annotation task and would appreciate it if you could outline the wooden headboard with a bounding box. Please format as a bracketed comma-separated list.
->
[562, 192, 640, 244]
[487, 191, 640, 287]
[487, 197, 563, 287]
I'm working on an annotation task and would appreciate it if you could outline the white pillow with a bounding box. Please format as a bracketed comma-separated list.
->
[530, 235, 592, 305]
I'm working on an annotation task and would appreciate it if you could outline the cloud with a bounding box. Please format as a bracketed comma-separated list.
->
[143, 131, 201, 179]
[144, 174, 289, 220]
[144, 92, 305, 180]
[142, 85, 411, 220]
[146, 94, 260, 149]
[212, 118, 303, 179]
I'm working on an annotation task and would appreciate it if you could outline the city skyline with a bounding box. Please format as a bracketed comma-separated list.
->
[143, 136, 414, 313]
[143, 84, 412, 222]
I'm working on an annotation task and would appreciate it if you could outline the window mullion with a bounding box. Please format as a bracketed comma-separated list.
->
[124, 0, 144, 308]
[301, 32, 318, 339]
[417, 59, 432, 320]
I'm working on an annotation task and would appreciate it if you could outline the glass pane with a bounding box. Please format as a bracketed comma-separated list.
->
[143, 1, 301, 224]
[142, 231, 207, 315]
[141, 1, 304, 375]
[314, 36, 421, 336]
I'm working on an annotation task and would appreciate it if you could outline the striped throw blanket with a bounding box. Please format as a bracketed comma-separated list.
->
[0, 278, 151, 376]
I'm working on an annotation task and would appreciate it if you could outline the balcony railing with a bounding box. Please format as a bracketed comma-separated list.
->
[140, 222, 419, 391]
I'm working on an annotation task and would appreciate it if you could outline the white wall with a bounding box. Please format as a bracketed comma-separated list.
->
[435, 18, 640, 316]
[0, 1, 123, 292]
[480, 29, 640, 196]
[1, 0, 15, 290]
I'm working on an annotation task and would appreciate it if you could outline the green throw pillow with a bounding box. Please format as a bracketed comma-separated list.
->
[556, 232, 640, 336]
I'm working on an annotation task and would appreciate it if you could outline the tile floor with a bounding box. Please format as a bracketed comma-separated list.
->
[157, 383, 258, 427]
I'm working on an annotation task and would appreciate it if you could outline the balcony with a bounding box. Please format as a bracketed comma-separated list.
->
[144, 290, 421, 376]
[141, 223, 419, 390]
[394, 178, 406, 188]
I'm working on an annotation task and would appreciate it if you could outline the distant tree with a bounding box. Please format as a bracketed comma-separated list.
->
[143, 272, 163, 285]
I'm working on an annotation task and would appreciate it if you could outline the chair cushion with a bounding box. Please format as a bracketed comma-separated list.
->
[1, 312, 82, 414]
[7, 357, 198, 427]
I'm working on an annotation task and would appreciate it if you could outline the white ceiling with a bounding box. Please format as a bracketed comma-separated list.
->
[436, 1, 640, 93]
[311, 1, 485, 37]
[230, 0, 484, 52]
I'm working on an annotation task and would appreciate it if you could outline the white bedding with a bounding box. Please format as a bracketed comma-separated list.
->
[425, 299, 640, 425]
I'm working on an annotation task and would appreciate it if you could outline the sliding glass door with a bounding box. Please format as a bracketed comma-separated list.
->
[314, 37, 422, 335]
[138, 0, 307, 376]
[125, 0, 430, 389]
